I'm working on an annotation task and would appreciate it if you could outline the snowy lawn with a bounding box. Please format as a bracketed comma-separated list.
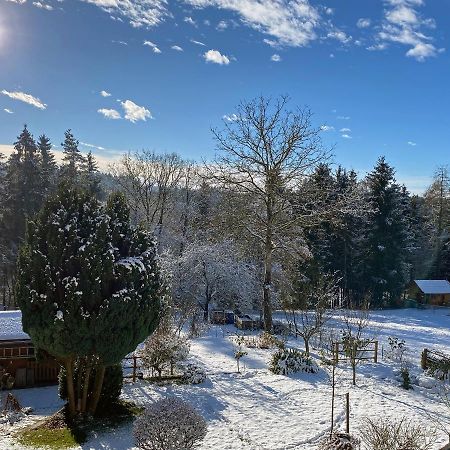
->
[2, 308, 450, 449]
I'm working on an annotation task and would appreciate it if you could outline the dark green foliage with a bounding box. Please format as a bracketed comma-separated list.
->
[82, 151, 103, 199]
[59, 364, 123, 408]
[269, 348, 319, 375]
[61, 129, 85, 181]
[400, 367, 412, 390]
[16, 187, 161, 365]
[38, 134, 58, 196]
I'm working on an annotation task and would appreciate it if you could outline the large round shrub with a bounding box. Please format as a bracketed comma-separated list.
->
[269, 348, 319, 375]
[133, 397, 207, 450]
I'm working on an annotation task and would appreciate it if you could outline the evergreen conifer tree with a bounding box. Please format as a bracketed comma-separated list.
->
[82, 150, 102, 198]
[37, 134, 57, 195]
[61, 129, 84, 181]
[16, 187, 161, 417]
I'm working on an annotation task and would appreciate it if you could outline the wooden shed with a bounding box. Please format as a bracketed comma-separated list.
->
[408, 280, 450, 306]
[235, 314, 260, 330]
[0, 311, 60, 388]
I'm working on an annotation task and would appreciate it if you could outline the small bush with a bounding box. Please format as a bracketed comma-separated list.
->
[269, 348, 319, 375]
[360, 417, 436, 450]
[318, 432, 360, 450]
[400, 367, 413, 390]
[59, 364, 123, 411]
[133, 397, 207, 450]
[181, 364, 207, 385]
[386, 337, 406, 363]
[140, 326, 190, 377]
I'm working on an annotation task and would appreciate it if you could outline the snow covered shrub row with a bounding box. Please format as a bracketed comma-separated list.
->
[269, 348, 319, 375]
[181, 363, 207, 385]
[318, 432, 360, 450]
[133, 397, 207, 450]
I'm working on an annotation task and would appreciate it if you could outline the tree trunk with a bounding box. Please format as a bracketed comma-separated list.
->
[81, 366, 92, 413]
[65, 358, 76, 418]
[88, 365, 105, 415]
[263, 230, 273, 332]
[304, 338, 310, 356]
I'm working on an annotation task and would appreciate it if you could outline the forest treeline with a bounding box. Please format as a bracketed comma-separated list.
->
[0, 97, 449, 332]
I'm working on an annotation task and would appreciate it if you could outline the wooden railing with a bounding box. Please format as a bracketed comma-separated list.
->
[332, 340, 378, 364]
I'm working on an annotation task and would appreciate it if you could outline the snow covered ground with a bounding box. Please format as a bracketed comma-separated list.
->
[1, 308, 450, 449]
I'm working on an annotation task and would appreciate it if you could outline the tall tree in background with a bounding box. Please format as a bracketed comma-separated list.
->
[61, 129, 85, 180]
[207, 96, 328, 331]
[83, 150, 103, 199]
[359, 157, 411, 307]
[37, 134, 57, 196]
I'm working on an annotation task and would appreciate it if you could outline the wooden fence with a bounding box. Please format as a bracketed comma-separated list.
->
[332, 340, 378, 364]
[421, 348, 450, 377]
[123, 355, 143, 382]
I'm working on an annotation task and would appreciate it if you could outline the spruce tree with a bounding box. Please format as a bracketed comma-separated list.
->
[61, 129, 84, 181]
[360, 157, 411, 307]
[82, 150, 102, 198]
[37, 134, 57, 196]
[16, 187, 162, 417]
[2, 125, 43, 245]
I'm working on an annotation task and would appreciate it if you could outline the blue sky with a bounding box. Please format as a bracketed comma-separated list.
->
[0, 0, 449, 192]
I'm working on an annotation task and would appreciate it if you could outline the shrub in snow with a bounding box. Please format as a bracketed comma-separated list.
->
[400, 366, 413, 390]
[133, 397, 207, 450]
[269, 348, 319, 375]
[181, 364, 207, 385]
[16, 189, 162, 417]
[141, 324, 190, 377]
[258, 332, 285, 349]
[318, 432, 360, 450]
[360, 417, 436, 450]
[386, 336, 406, 363]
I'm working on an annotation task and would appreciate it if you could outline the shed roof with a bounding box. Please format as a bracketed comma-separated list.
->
[414, 280, 450, 295]
[0, 310, 30, 341]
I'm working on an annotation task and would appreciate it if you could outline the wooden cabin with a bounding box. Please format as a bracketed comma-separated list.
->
[408, 280, 450, 306]
[210, 310, 236, 325]
[0, 311, 60, 388]
[235, 314, 260, 330]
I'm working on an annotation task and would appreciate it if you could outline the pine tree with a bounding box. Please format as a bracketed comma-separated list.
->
[61, 129, 84, 181]
[37, 134, 57, 196]
[2, 125, 43, 245]
[16, 187, 162, 417]
[82, 150, 102, 198]
[360, 157, 411, 307]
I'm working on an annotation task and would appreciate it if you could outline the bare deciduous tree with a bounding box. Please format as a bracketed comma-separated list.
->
[206, 96, 330, 331]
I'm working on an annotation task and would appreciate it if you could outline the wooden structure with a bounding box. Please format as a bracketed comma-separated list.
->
[421, 348, 450, 378]
[235, 314, 260, 331]
[0, 311, 60, 388]
[408, 280, 450, 306]
[332, 340, 378, 364]
[210, 310, 235, 325]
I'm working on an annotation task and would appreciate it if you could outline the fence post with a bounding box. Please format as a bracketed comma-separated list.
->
[132, 356, 137, 383]
[374, 341, 378, 363]
[421, 348, 428, 370]
[334, 342, 339, 364]
[346, 392, 350, 434]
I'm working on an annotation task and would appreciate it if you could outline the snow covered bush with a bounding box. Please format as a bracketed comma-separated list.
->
[386, 336, 407, 363]
[141, 323, 190, 377]
[181, 363, 207, 385]
[360, 417, 436, 450]
[133, 397, 207, 450]
[318, 432, 360, 450]
[269, 348, 319, 375]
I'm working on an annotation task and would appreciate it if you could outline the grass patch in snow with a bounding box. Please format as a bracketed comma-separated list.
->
[16, 400, 142, 449]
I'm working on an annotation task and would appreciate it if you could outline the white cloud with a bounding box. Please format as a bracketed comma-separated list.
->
[184, 16, 197, 26]
[340, 127, 351, 132]
[191, 39, 206, 46]
[143, 40, 162, 53]
[185, 0, 321, 47]
[121, 99, 152, 122]
[217, 20, 228, 30]
[367, 43, 388, 51]
[329, 53, 335, 58]
[4, 109, 13, 114]
[376, 0, 443, 61]
[5, 0, 27, 3]
[1, 89, 47, 109]
[33, 1, 53, 10]
[203, 49, 230, 65]
[80, 141, 106, 151]
[327, 30, 352, 44]
[337, 115, 350, 120]
[223, 113, 238, 122]
[407, 141, 417, 146]
[171, 45, 183, 51]
[341, 134, 352, 139]
[98, 108, 122, 119]
[320, 125, 334, 131]
[357, 18, 371, 28]
[81, 0, 169, 28]
[271, 54, 281, 62]
[112, 40, 128, 45]
[100, 90, 112, 97]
